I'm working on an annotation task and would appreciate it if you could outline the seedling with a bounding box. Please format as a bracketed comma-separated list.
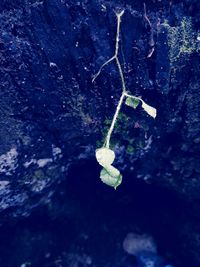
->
[93, 10, 157, 189]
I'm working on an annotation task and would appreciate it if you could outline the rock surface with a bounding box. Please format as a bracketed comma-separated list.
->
[0, 0, 199, 266]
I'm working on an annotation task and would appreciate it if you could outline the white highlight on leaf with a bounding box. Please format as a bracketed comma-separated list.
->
[96, 148, 115, 167]
[141, 100, 157, 118]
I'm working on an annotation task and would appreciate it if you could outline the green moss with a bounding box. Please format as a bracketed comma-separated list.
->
[126, 144, 135, 154]
[99, 111, 150, 155]
[117, 112, 129, 122]
[163, 17, 198, 65]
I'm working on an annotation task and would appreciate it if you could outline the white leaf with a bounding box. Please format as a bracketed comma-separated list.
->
[95, 148, 115, 167]
[141, 101, 157, 118]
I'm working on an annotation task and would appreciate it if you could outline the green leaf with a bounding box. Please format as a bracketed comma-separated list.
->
[96, 148, 115, 167]
[141, 101, 157, 119]
[125, 97, 140, 109]
[100, 166, 122, 189]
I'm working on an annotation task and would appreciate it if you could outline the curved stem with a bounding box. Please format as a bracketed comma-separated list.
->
[92, 56, 116, 83]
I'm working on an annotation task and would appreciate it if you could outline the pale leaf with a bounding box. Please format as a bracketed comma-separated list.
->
[141, 101, 157, 118]
[100, 166, 122, 189]
[96, 148, 115, 167]
[125, 97, 140, 109]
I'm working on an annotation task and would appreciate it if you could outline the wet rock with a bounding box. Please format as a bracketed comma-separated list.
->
[123, 233, 157, 255]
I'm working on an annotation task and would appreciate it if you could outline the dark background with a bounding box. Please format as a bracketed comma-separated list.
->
[0, 0, 199, 266]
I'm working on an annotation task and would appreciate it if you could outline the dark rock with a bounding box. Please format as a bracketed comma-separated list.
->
[0, 0, 199, 266]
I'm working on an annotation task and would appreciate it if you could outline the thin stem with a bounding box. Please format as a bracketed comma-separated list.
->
[115, 57, 126, 92]
[92, 10, 125, 84]
[114, 11, 127, 94]
[92, 56, 115, 82]
[93, 10, 129, 148]
[105, 91, 126, 148]
[114, 11, 124, 56]
[124, 92, 141, 101]
[143, 3, 152, 28]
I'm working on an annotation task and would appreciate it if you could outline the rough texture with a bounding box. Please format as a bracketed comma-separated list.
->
[0, 0, 199, 266]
